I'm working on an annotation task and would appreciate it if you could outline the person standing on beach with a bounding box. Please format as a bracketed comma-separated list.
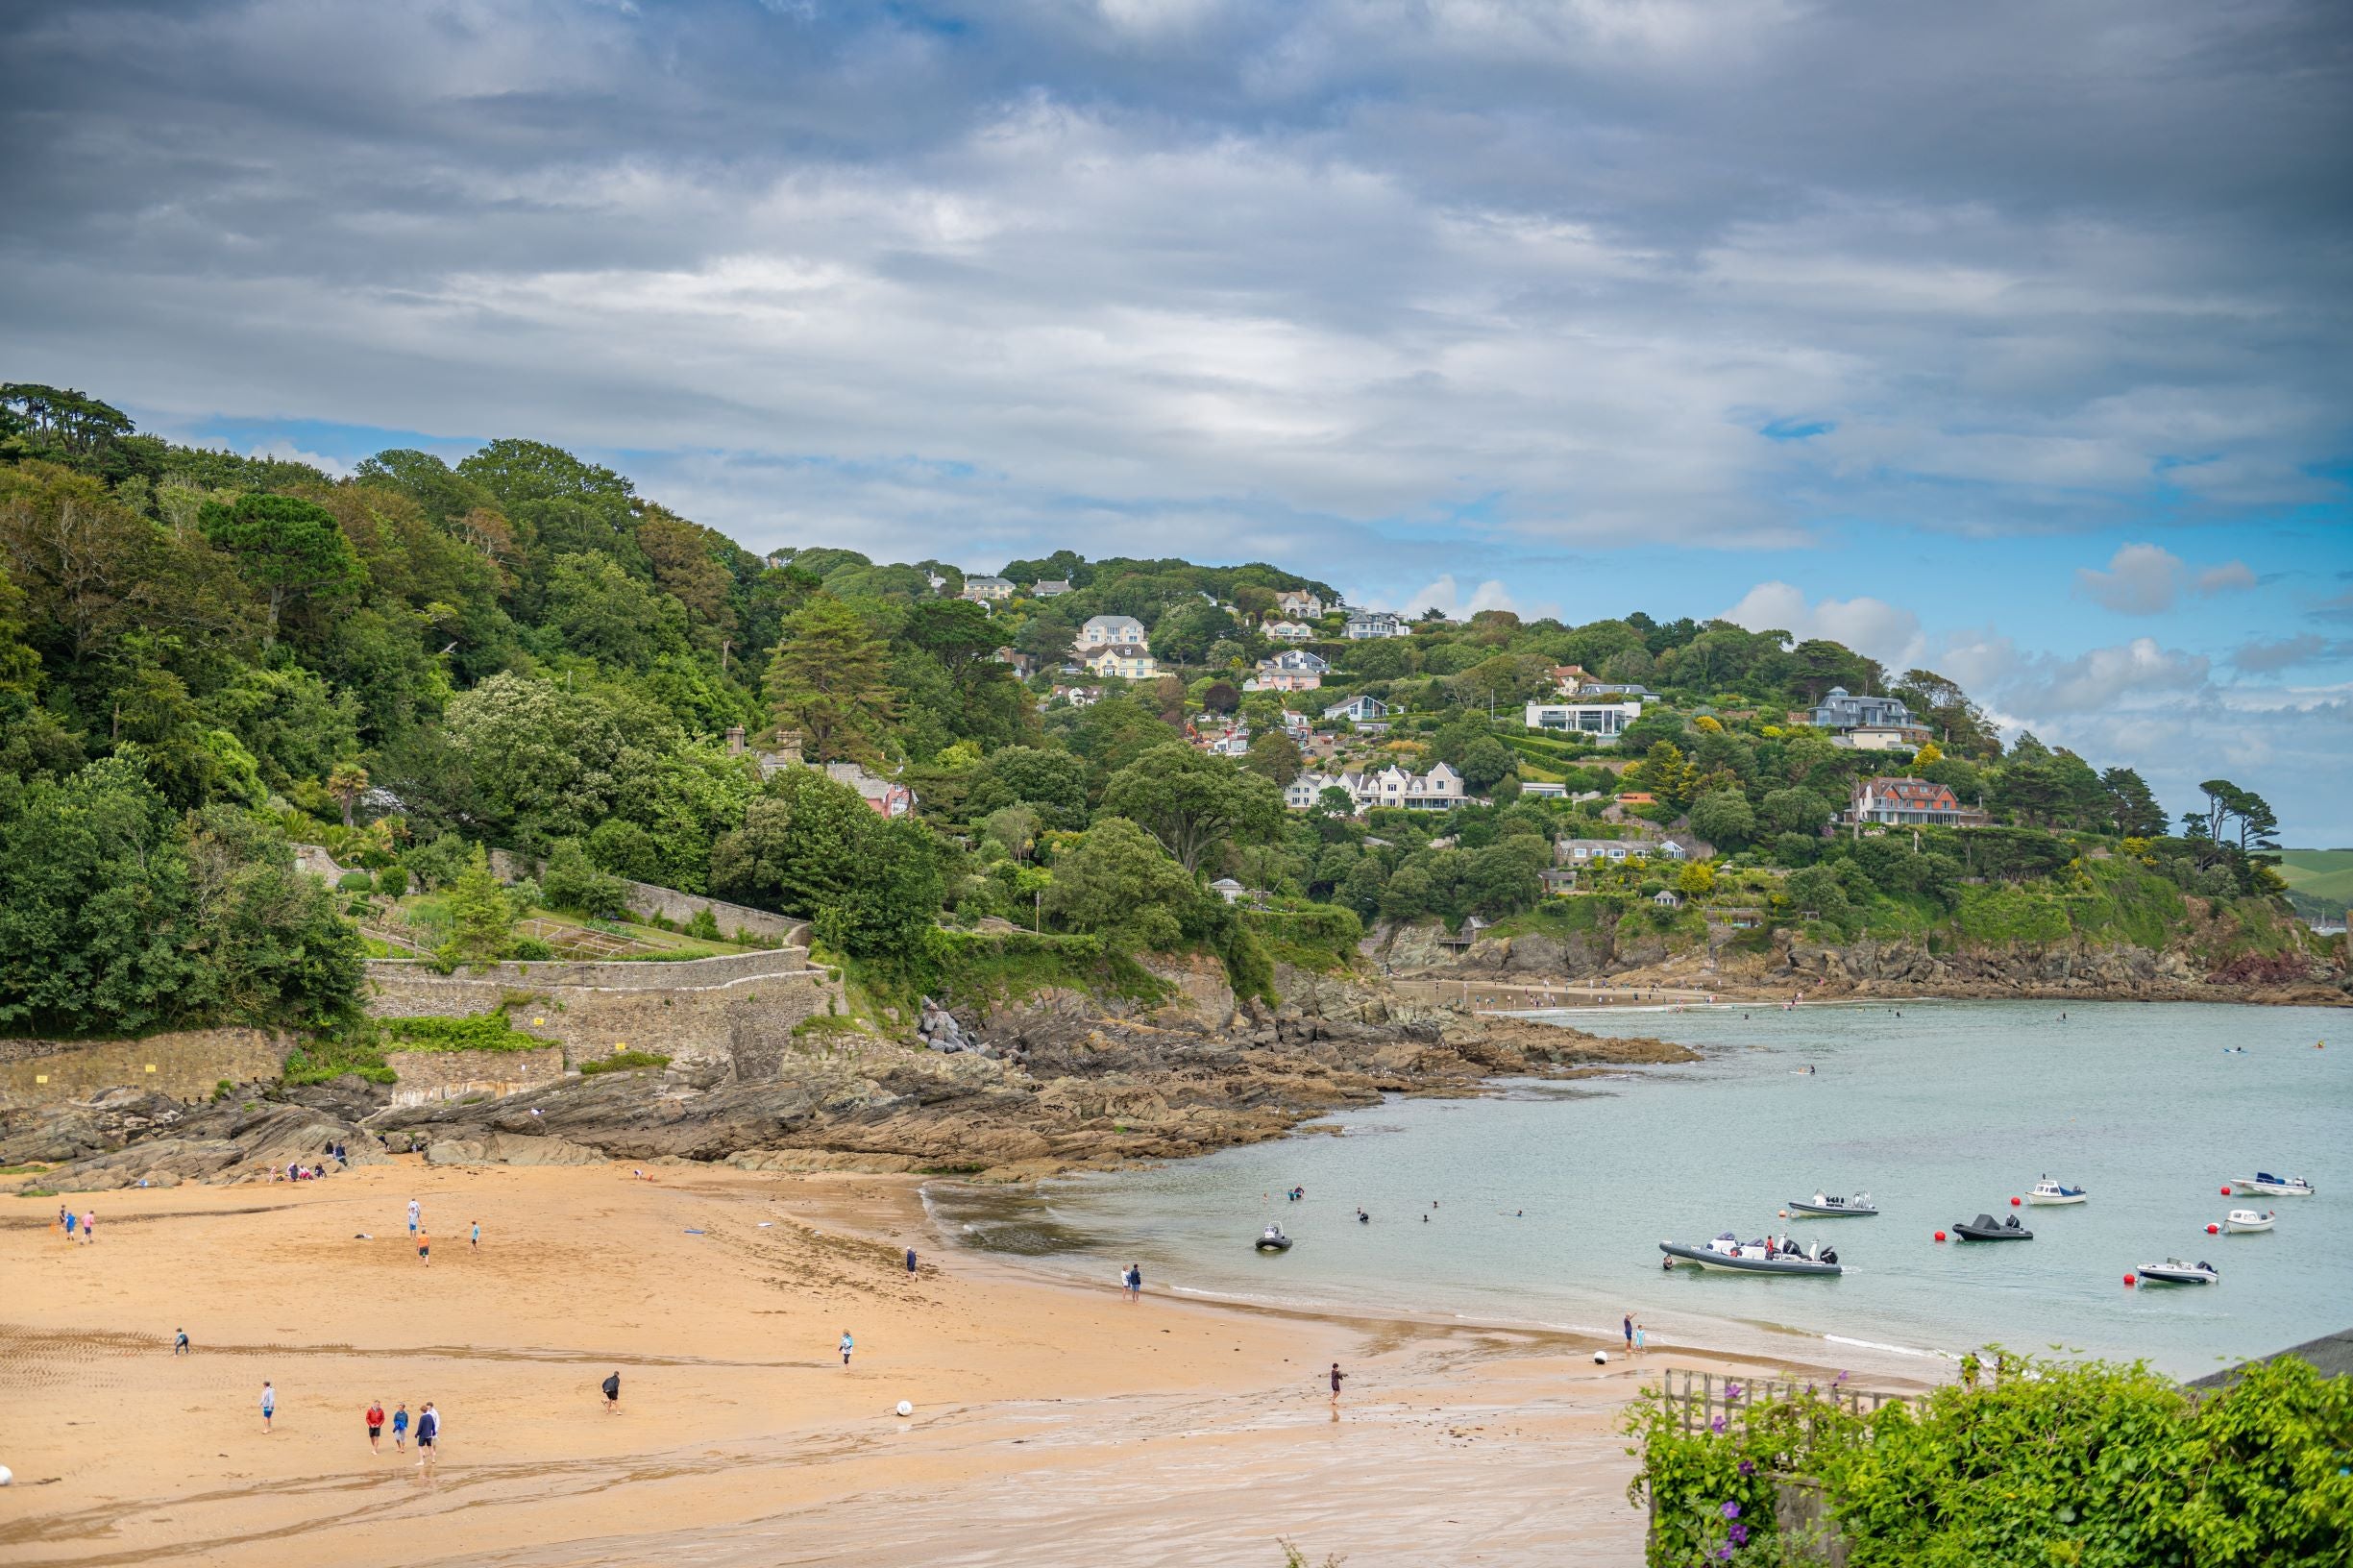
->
[83, 1209, 95, 1243]
[366, 1400, 384, 1452]
[391, 1404, 409, 1450]
[471, 1219, 480, 1249]
[174, 1328, 190, 1356]
[602, 1372, 621, 1413]
[1634, 1322, 1647, 1355]
[839, 1331, 854, 1365]
[63, 1210, 77, 1242]
[415, 1403, 439, 1468]
[408, 1198, 421, 1237]
[417, 1229, 430, 1266]
[1328, 1363, 1346, 1407]
[1623, 1312, 1633, 1354]
[260, 1382, 276, 1433]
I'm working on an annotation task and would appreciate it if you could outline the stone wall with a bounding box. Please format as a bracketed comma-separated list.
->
[0, 1028, 291, 1108]
[385, 1046, 567, 1108]
[362, 950, 842, 1079]
[483, 848, 805, 943]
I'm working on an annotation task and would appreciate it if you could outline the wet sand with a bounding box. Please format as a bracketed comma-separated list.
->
[0, 1160, 1852, 1567]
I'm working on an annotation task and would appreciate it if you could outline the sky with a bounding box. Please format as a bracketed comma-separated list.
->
[4, 0, 2349, 840]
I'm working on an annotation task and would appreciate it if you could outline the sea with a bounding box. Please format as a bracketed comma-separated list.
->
[926, 1000, 2351, 1381]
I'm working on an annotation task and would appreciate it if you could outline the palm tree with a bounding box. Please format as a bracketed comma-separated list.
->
[328, 762, 370, 829]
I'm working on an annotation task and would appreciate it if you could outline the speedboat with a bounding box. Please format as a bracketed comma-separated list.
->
[1787, 1192, 1878, 1217]
[2136, 1258, 2218, 1286]
[2223, 1210, 2276, 1234]
[1659, 1234, 1841, 1276]
[1254, 1226, 1292, 1253]
[1951, 1213, 2033, 1242]
[2027, 1178, 2087, 1206]
[2227, 1172, 2315, 1197]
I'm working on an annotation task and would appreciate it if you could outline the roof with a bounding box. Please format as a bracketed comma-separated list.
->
[2190, 1328, 2353, 1389]
[1083, 614, 1145, 630]
[1859, 776, 1962, 810]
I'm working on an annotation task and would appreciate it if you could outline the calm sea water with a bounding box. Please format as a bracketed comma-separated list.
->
[927, 1001, 2351, 1380]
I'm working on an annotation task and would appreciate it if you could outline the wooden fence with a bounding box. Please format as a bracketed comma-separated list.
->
[1657, 1367, 1917, 1435]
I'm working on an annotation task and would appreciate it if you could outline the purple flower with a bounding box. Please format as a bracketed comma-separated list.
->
[1738, 1459, 1755, 1478]
[1725, 1382, 1744, 1401]
[1729, 1523, 1750, 1547]
[1715, 1549, 1733, 1562]
[1721, 1501, 1742, 1520]
[1711, 1416, 1727, 1433]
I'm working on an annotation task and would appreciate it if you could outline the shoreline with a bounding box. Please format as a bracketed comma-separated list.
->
[0, 1158, 1888, 1568]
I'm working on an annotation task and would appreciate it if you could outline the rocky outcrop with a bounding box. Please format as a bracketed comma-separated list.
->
[0, 962, 1699, 1189]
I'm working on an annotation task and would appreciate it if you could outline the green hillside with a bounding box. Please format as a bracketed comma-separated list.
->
[2274, 848, 2353, 922]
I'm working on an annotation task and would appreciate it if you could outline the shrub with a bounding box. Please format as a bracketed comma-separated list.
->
[380, 1010, 559, 1053]
[375, 865, 409, 897]
[337, 870, 376, 893]
[578, 1048, 671, 1075]
[506, 936, 555, 961]
[542, 839, 630, 919]
[686, 908, 722, 942]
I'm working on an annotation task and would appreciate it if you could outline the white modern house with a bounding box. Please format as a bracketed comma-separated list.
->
[1078, 614, 1148, 649]
[1343, 609, 1409, 639]
[1321, 694, 1390, 723]
[1285, 762, 1465, 813]
[1524, 698, 1643, 741]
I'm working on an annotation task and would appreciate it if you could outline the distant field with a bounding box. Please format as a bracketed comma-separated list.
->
[2273, 848, 2353, 905]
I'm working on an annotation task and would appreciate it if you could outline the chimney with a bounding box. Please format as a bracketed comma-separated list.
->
[725, 725, 745, 756]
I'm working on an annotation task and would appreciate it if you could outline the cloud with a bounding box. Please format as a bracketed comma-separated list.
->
[1363, 574, 1535, 619]
[2230, 633, 2330, 674]
[2073, 543, 2257, 615]
[0, 1, 2344, 561]
[2000, 636, 2209, 714]
[1721, 581, 1924, 671]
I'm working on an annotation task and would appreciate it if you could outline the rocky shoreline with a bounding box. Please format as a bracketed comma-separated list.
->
[0, 961, 1693, 1194]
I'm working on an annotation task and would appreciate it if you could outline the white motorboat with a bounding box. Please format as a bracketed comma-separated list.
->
[2222, 1210, 2276, 1234]
[2027, 1177, 2087, 1206]
[1659, 1234, 1842, 1276]
[2135, 1258, 2218, 1286]
[1786, 1191, 1878, 1218]
[2227, 1172, 2315, 1197]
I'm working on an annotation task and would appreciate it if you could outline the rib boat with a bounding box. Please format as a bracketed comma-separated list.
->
[2026, 1178, 2087, 1206]
[1254, 1226, 1292, 1253]
[2135, 1258, 2218, 1286]
[1950, 1213, 2033, 1242]
[2226, 1172, 2315, 1197]
[1659, 1234, 1842, 1276]
[1787, 1192, 1878, 1217]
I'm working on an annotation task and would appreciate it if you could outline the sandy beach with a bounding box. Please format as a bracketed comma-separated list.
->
[0, 1160, 1887, 1568]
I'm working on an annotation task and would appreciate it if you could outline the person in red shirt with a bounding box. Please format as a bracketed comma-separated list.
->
[366, 1400, 385, 1453]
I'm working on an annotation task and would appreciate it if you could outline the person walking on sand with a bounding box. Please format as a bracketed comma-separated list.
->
[471, 1219, 480, 1249]
[415, 1403, 439, 1468]
[391, 1403, 409, 1450]
[839, 1331, 854, 1366]
[174, 1328, 190, 1356]
[417, 1229, 430, 1266]
[260, 1381, 276, 1433]
[1328, 1363, 1346, 1407]
[63, 1209, 77, 1242]
[83, 1209, 95, 1243]
[407, 1198, 421, 1237]
[1634, 1321, 1647, 1355]
[366, 1400, 384, 1453]
[602, 1371, 621, 1413]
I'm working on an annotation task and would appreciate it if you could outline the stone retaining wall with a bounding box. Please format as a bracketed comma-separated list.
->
[0, 1028, 291, 1108]
[362, 950, 842, 1078]
[484, 848, 805, 943]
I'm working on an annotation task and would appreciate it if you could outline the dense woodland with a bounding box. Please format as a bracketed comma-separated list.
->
[0, 383, 2302, 1037]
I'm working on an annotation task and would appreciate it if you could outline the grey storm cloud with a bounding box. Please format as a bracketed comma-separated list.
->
[2, 0, 2350, 561]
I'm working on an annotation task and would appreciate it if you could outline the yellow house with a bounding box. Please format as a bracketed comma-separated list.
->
[1085, 648, 1160, 680]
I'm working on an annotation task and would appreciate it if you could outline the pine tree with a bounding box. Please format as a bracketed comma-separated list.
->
[441, 845, 514, 965]
[762, 595, 897, 763]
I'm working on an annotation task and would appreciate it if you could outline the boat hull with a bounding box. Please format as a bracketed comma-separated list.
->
[2223, 1214, 2275, 1234]
[1786, 1202, 1877, 1218]
[2026, 1193, 2086, 1206]
[1951, 1228, 2033, 1242]
[1254, 1238, 1291, 1252]
[1659, 1241, 1841, 1277]
[2229, 1183, 2314, 1198]
[2136, 1269, 2216, 1286]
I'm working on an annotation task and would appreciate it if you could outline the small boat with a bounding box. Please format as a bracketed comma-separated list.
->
[2027, 1178, 2087, 1206]
[2136, 1258, 2218, 1286]
[1950, 1213, 2033, 1242]
[1659, 1234, 1841, 1276]
[1254, 1226, 1292, 1253]
[2227, 1172, 2315, 1197]
[2223, 1210, 2276, 1234]
[1787, 1192, 1878, 1218]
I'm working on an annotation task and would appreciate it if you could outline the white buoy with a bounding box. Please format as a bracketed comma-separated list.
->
[0, 1464, 12, 1486]
[1591, 1350, 1608, 1365]
[895, 1400, 914, 1418]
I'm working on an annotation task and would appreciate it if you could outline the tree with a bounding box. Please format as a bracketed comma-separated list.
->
[1101, 744, 1285, 874]
[1677, 860, 1716, 897]
[966, 745, 1091, 829]
[327, 761, 370, 829]
[709, 767, 878, 915]
[1042, 816, 1198, 948]
[1760, 787, 1833, 837]
[1689, 789, 1757, 850]
[1149, 600, 1238, 667]
[545, 551, 686, 668]
[1458, 734, 1517, 794]
[1631, 741, 1701, 811]
[541, 839, 630, 918]
[2099, 767, 2168, 839]
[763, 595, 896, 764]
[196, 494, 364, 641]
[1242, 730, 1303, 787]
[440, 844, 515, 964]
[811, 817, 943, 956]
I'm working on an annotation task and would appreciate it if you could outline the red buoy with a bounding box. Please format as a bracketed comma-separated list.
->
[2220, 1186, 2232, 1196]
[2010, 1196, 2022, 1207]
[2123, 1273, 2137, 1286]
[1933, 1230, 1947, 1242]
[2206, 1224, 2219, 1235]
